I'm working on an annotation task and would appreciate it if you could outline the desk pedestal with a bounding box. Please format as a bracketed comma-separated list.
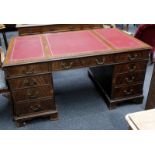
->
[5, 69, 58, 127]
[88, 63, 145, 109]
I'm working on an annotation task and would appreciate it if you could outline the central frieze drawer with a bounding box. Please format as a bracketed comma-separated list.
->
[12, 85, 53, 102]
[51, 55, 114, 71]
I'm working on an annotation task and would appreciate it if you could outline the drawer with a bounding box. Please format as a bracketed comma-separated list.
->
[51, 55, 114, 71]
[112, 71, 145, 86]
[112, 84, 143, 99]
[12, 85, 53, 102]
[8, 74, 52, 90]
[51, 59, 83, 71]
[114, 61, 147, 74]
[14, 98, 56, 116]
[6, 63, 49, 78]
[81, 55, 114, 67]
[114, 50, 149, 63]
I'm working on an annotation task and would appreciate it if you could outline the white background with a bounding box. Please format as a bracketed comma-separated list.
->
[0, 0, 155, 154]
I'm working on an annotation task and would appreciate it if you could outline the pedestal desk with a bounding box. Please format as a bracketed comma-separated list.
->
[2, 28, 151, 127]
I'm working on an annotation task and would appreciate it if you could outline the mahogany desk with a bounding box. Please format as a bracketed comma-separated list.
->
[2, 28, 151, 127]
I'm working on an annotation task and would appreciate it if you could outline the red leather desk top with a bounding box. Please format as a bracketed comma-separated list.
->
[3, 28, 151, 66]
[10, 35, 44, 61]
[46, 31, 110, 57]
[95, 28, 143, 49]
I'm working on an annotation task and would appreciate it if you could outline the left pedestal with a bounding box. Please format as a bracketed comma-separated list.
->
[4, 62, 58, 127]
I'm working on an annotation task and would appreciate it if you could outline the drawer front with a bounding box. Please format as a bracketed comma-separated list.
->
[8, 74, 51, 90]
[112, 84, 143, 99]
[6, 63, 49, 78]
[51, 59, 83, 71]
[12, 85, 53, 102]
[112, 71, 145, 86]
[82, 55, 114, 67]
[114, 50, 149, 63]
[114, 61, 147, 74]
[51, 55, 114, 71]
[14, 98, 56, 116]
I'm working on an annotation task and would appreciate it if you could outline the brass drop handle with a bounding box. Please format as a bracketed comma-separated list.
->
[125, 76, 135, 82]
[30, 104, 41, 112]
[24, 79, 37, 86]
[23, 79, 29, 85]
[128, 54, 138, 61]
[27, 90, 39, 99]
[61, 62, 73, 69]
[26, 66, 34, 74]
[124, 89, 133, 95]
[26, 70, 34, 74]
[95, 57, 105, 65]
[30, 79, 37, 86]
[128, 65, 137, 72]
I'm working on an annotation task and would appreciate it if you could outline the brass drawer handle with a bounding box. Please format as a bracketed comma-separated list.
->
[95, 57, 105, 65]
[30, 79, 37, 86]
[125, 76, 135, 83]
[27, 90, 39, 99]
[30, 104, 41, 112]
[128, 54, 138, 61]
[61, 62, 73, 69]
[25, 70, 34, 74]
[23, 79, 29, 85]
[25, 66, 34, 74]
[128, 65, 137, 72]
[124, 89, 134, 95]
[24, 79, 37, 86]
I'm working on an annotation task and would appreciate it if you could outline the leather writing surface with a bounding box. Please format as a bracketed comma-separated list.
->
[11, 35, 44, 61]
[95, 28, 144, 49]
[46, 31, 111, 57]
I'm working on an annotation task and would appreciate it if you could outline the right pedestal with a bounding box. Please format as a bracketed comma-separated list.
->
[88, 62, 147, 109]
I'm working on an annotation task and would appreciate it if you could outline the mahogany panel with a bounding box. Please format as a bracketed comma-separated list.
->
[114, 61, 148, 74]
[8, 74, 51, 90]
[112, 71, 145, 86]
[14, 98, 56, 116]
[5, 63, 49, 78]
[114, 50, 149, 63]
[112, 84, 143, 99]
[12, 85, 53, 102]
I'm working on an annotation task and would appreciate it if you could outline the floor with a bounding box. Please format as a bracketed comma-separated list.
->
[0, 25, 153, 130]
